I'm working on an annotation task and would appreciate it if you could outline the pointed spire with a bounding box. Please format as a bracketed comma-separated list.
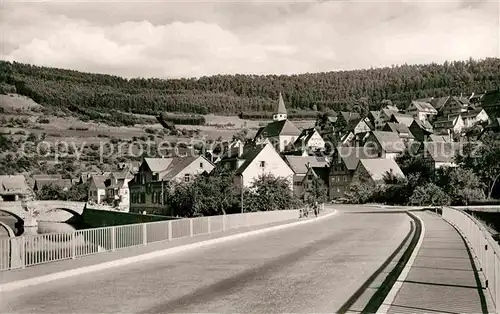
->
[277, 92, 287, 115]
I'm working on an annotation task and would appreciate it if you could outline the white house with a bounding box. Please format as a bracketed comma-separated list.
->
[105, 171, 134, 211]
[406, 101, 438, 122]
[284, 155, 329, 197]
[222, 143, 294, 191]
[254, 93, 301, 152]
[88, 175, 107, 205]
[433, 115, 465, 135]
[294, 128, 325, 151]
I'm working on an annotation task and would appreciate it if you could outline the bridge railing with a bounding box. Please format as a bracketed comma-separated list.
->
[442, 206, 500, 313]
[0, 209, 299, 271]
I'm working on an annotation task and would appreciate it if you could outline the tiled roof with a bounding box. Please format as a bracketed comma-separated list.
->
[340, 112, 361, 124]
[358, 158, 405, 181]
[0, 175, 30, 195]
[411, 119, 434, 132]
[370, 131, 406, 153]
[284, 155, 329, 174]
[430, 96, 450, 110]
[391, 113, 414, 127]
[410, 101, 437, 113]
[294, 128, 320, 146]
[90, 175, 107, 190]
[310, 166, 330, 183]
[234, 144, 268, 175]
[461, 108, 487, 119]
[255, 119, 301, 138]
[383, 122, 414, 139]
[422, 142, 461, 163]
[428, 135, 451, 143]
[335, 146, 378, 170]
[161, 157, 198, 181]
[144, 158, 174, 172]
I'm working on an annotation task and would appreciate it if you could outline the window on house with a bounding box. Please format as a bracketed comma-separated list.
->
[260, 161, 266, 168]
[200, 162, 203, 168]
[184, 174, 190, 182]
[307, 175, 313, 180]
[337, 188, 340, 193]
[152, 192, 156, 204]
[152, 173, 159, 181]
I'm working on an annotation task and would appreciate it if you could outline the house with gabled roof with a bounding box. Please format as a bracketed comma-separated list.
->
[364, 131, 406, 160]
[254, 93, 301, 152]
[353, 158, 406, 183]
[409, 119, 434, 142]
[88, 175, 108, 205]
[430, 96, 451, 112]
[284, 155, 329, 196]
[456, 108, 489, 128]
[329, 146, 378, 198]
[441, 96, 474, 116]
[0, 175, 31, 201]
[368, 111, 384, 129]
[406, 100, 438, 122]
[301, 165, 330, 200]
[337, 112, 361, 129]
[294, 128, 325, 152]
[379, 106, 400, 126]
[382, 122, 415, 142]
[390, 113, 415, 127]
[104, 171, 135, 211]
[481, 89, 500, 119]
[218, 142, 294, 191]
[433, 114, 465, 135]
[418, 141, 461, 169]
[128, 156, 214, 214]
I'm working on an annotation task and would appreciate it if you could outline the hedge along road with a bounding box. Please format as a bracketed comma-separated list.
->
[1, 207, 412, 313]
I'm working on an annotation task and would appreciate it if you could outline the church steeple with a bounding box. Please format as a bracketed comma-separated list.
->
[273, 92, 287, 121]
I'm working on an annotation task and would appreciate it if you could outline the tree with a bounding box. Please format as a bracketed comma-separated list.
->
[409, 183, 451, 206]
[345, 172, 377, 204]
[434, 167, 485, 205]
[243, 174, 296, 212]
[455, 134, 500, 198]
[305, 176, 329, 204]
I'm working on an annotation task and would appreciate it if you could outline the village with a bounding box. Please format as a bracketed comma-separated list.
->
[1, 89, 499, 216]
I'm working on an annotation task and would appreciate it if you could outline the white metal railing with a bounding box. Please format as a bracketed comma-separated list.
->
[0, 209, 299, 272]
[442, 206, 500, 314]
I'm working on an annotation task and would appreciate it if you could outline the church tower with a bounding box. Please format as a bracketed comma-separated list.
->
[273, 92, 287, 121]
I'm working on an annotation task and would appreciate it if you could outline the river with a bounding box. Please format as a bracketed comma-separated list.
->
[0, 216, 87, 238]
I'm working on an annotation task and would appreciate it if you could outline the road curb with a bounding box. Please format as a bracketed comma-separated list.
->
[0, 210, 337, 292]
[377, 211, 426, 314]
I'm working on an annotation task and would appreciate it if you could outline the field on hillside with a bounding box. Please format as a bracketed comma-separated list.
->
[0, 94, 315, 145]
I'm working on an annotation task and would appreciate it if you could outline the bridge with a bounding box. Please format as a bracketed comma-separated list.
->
[0, 201, 86, 228]
[0, 206, 498, 313]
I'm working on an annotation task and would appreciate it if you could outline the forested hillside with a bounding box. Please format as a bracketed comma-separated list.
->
[0, 58, 499, 116]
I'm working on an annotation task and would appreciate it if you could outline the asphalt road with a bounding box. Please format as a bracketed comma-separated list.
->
[1, 207, 412, 313]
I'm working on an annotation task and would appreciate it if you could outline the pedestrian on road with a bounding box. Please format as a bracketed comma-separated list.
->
[313, 201, 319, 217]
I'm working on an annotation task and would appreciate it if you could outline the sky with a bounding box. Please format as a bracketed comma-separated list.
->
[0, 0, 499, 79]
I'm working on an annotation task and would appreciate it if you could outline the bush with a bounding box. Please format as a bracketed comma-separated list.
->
[409, 183, 451, 206]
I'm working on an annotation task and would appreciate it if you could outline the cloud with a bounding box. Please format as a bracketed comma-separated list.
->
[0, 0, 498, 78]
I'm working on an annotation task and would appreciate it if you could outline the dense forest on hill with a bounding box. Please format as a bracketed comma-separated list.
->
[0, 58, 499, 116]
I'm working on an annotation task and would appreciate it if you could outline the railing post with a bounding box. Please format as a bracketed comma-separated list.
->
[20, 236, 26, 269]
[143, 223, 147, 246]
[71, 232, 76, 259]
[111, 227, 116, 252]
[189, 219, 193, 237]
[207, 216, 211, 234]
[168, 220, 172, 241]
